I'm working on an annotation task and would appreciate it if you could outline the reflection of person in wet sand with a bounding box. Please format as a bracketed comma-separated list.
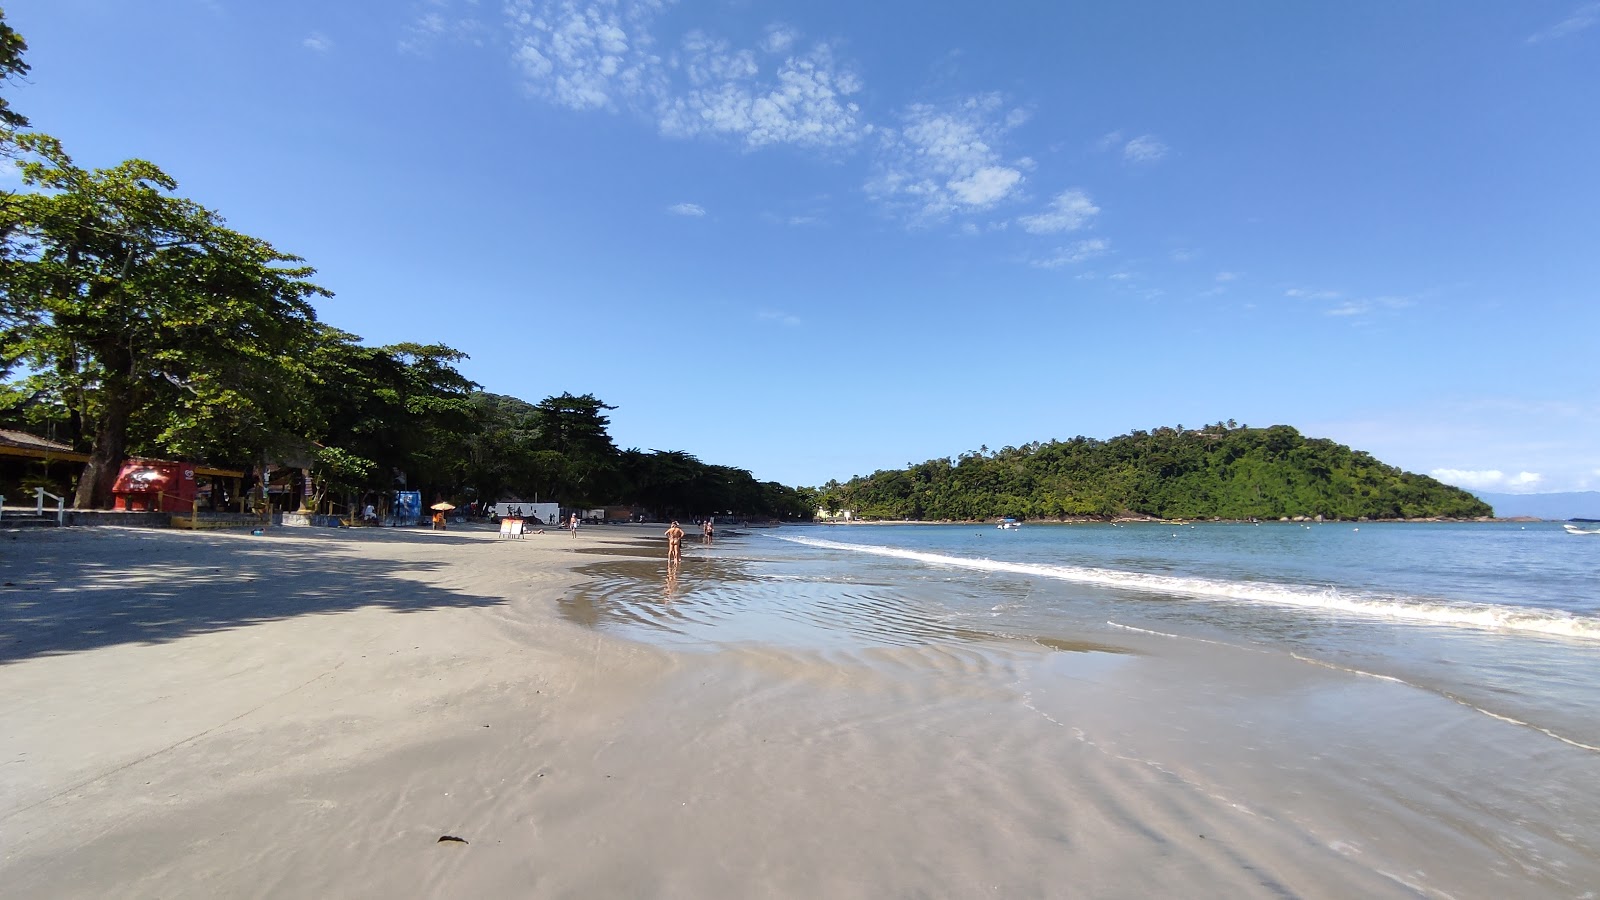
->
[666, 520, 685, 572]
[702, 517, 714, 545]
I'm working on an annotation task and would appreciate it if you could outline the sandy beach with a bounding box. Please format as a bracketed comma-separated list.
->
[2, 524, 1595, 898]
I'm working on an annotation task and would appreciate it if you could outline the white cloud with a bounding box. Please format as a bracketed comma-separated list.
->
[948, 166, 1023, 206]
[658, 38, 865, 149]
[1017, 189, 1098, 234]
[865, 93, 1030, 222]
[762, 25, 798, 54]
[1032, 238, 1110, 269]
[1123, 134, 1169, 163]
[1170, 248, 1199, 262]
[399, 3, 487, 54]
[1326, 301, 1370, 317]
[303, 32, 334, 53]
[1431, 469, 1544, 491]
[1285, 287, 1341, 300]
[504, 0, 667, 112]
[759, 309, 802, 327]
[1096, 130, 1170, 162]
[667, 202, 705, 216]
[1527, 2, 1600, 43]
[493, 3, 864, 149]
[1215, 271, 1238, 282]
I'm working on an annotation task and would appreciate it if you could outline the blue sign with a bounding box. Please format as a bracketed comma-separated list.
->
[393, 491, 422, 526]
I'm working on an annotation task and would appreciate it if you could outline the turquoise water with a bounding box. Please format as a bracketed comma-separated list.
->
[575, 521, 1600, 750]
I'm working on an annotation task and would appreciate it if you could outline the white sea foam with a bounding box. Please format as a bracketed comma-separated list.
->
[778, 536, 1600, 642]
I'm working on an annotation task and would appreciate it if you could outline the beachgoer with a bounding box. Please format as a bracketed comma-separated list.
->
[363, 503, 377, 524]
[702, 517, 714, 545]
[666, 520, 685, 567]
[569, 513, 580, 537]
[432, 511, 446, 531]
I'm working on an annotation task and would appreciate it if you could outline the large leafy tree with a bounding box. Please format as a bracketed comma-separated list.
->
[530, 392, 619, 506]
[300, 328, 476, 511]
[0, 135, 326, 507]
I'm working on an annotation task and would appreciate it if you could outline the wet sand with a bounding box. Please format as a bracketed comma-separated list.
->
[1, 524, 1595, 897]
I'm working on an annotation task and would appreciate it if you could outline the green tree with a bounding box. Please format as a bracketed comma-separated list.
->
[300, 329, 476, 511]
[530, 392, 618, 506]
[0, 135, 326, 506]
[0, 7, 30, 131]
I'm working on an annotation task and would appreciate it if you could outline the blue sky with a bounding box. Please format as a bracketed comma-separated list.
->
[8, 1, 1599, 492]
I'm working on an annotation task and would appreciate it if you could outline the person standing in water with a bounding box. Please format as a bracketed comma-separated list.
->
[702, 516, 714, 545]
[666, 520, 685, 570]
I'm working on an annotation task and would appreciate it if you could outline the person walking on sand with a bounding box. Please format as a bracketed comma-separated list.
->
[569, 512, 580, 538]
[666, 520, 685, 569]
[702, 516, 714, 545]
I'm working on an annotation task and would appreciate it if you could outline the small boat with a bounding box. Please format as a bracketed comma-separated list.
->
[1563, 523, 1600, 535]
[997, 518, 1020, 530]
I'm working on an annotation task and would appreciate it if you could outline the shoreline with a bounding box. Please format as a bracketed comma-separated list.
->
[3, 525, 1595, 897]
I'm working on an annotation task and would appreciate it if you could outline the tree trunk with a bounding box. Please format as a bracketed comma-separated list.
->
[72, 393, 133, 509]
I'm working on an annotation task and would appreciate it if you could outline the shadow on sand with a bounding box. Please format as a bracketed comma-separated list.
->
[0, 527, 507, 664]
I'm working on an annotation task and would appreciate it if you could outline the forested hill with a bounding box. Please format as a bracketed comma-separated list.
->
[818, 424, 1493, 522]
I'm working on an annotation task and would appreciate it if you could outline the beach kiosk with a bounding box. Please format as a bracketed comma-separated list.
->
[112, 458, 197, 512]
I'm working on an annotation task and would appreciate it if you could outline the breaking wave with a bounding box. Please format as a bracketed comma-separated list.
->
[777, 536, 1600, 642]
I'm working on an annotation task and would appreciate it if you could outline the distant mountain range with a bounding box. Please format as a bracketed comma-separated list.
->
[1471, 491, 1600, 520]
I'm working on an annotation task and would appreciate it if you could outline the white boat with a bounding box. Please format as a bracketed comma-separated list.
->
[1563, 523, 1600, 535]
[997, 518, 1020, 529]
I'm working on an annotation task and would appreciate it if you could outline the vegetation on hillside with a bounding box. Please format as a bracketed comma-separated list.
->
[817, 423, 1492, 521]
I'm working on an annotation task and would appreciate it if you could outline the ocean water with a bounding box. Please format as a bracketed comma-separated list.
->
[565, 521, 1600, 893]
[571, 521, 1600, 749]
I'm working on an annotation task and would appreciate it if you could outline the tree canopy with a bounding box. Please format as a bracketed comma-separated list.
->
[0, 7, 29, 131]
[823, 423, 1492, 522]
[1, 135, 327, 506]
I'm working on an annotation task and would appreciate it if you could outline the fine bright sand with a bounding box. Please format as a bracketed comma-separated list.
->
[1, 524, 1593, 898]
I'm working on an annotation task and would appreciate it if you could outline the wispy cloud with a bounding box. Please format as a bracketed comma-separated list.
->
[759, 309, 802, 327]
[760, 211, 825, 226]
[866, 93, 1030, 222]
[1096, 130, 1171, 163]
[1170, 248, 1199, 263]
[303, 32, 334, 53]
[400, 2, 487, 54]
[667, 202, 705, 216]
[489, 2, 865, 149]
[1122, 134, 1169, 163]
[657, 33, 865, 148]
[1017, 189, 1098, 234]
[1431, 468, 1543, 491]
[1215, 271, 1238, 283]
[1526, 2, 1600, 43]
[1291, 289, 1414, 319]
[503, 0, 667, 111]
[1032, 238, 1110, 269]
[1286, 287, 1341, 300]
